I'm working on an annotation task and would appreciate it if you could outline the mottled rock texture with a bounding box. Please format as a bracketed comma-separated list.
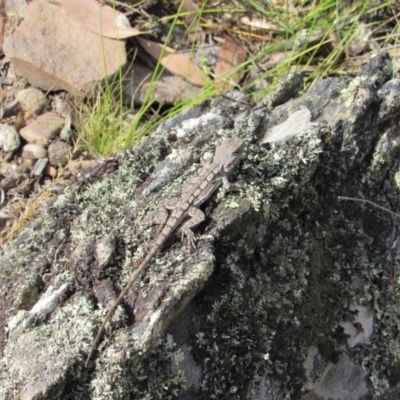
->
[1, 53, 400, 399]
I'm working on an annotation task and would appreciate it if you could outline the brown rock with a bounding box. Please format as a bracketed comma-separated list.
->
[44, 163, 57, 178]
[21, 143, 47, 159]
[0, 0, 6, 53]
[2, 0, 127, 96]
[19, 112, 64, 147]
[67, 159, 100, 174]
[16, 88, 47, 117]
[122, 59, 200, 105]
[48, 140, 71, 167]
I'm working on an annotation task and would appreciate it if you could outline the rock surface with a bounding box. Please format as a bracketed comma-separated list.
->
[3, 0, 127, 96]
[19, 113, 64, 147]
[0, 1, 6, 53]
[67, 159, 102, 175]
[0, 123, 20, 152]
[21, 143, 47, 159]
[16, 88, 47, 118]
[122, 59, 201, 105]
[48, 141, 71, 167]
[1, 53, 400, 399]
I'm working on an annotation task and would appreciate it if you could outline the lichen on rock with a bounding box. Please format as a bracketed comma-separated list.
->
[1, 53, 400, 399]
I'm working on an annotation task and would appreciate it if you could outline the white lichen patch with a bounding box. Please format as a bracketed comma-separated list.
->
[339, 304, 374, 348]
[304, 348, 369, 399]
[261, 108, 318, 145]
[26, 282, 69, 324]
[340, 75, 369, 109]
[394, 166, 400, 191]
[175, 112, 223, 138]
[0, 297, 95, 399]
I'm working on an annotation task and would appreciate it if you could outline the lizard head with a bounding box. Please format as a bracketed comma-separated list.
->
[216, 138, 245, 172]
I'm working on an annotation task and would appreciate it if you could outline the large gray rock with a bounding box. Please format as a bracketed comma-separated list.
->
[3, 0, 126, 96]
[1, 53, 400, 399]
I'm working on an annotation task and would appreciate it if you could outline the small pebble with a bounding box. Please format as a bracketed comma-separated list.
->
[48, 141, 72, 167]
[0, 124, 20, 152]
[68, 159, 100, 174]
[44, 163, 58, 178]
[21, 144, 47, 159]
[20, 112, 65, 147]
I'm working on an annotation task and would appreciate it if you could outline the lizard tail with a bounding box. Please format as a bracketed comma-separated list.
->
[84, 247, 157, 368]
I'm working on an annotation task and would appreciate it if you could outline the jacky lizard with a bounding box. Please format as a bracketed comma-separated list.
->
[85, 137, 245, 367]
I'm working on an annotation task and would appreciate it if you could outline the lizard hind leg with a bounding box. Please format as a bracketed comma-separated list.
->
[179, 206, 206, 253]
[180, 228, 196, 253]
[145, 199, 177, 234]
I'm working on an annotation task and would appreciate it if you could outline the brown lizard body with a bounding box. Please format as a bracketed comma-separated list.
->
[85, 138, 245, 367]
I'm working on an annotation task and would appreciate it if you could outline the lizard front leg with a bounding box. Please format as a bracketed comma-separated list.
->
[179, 206, 206, 253]
[222, 175, 243, 191]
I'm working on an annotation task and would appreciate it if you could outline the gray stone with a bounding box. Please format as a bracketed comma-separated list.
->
[0, 123, 20, 152]
[21, 143, 47, 159]
[3, 0, 127, 96]
[19, 112, 64, 147]
[31, 158, 49, 176]
[4, 0, 28, 18]
[2, 53, 400, 399]
[95, 235, 116, 270]
[48, 140, 71, 167]
[0, 99, 19, 119]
